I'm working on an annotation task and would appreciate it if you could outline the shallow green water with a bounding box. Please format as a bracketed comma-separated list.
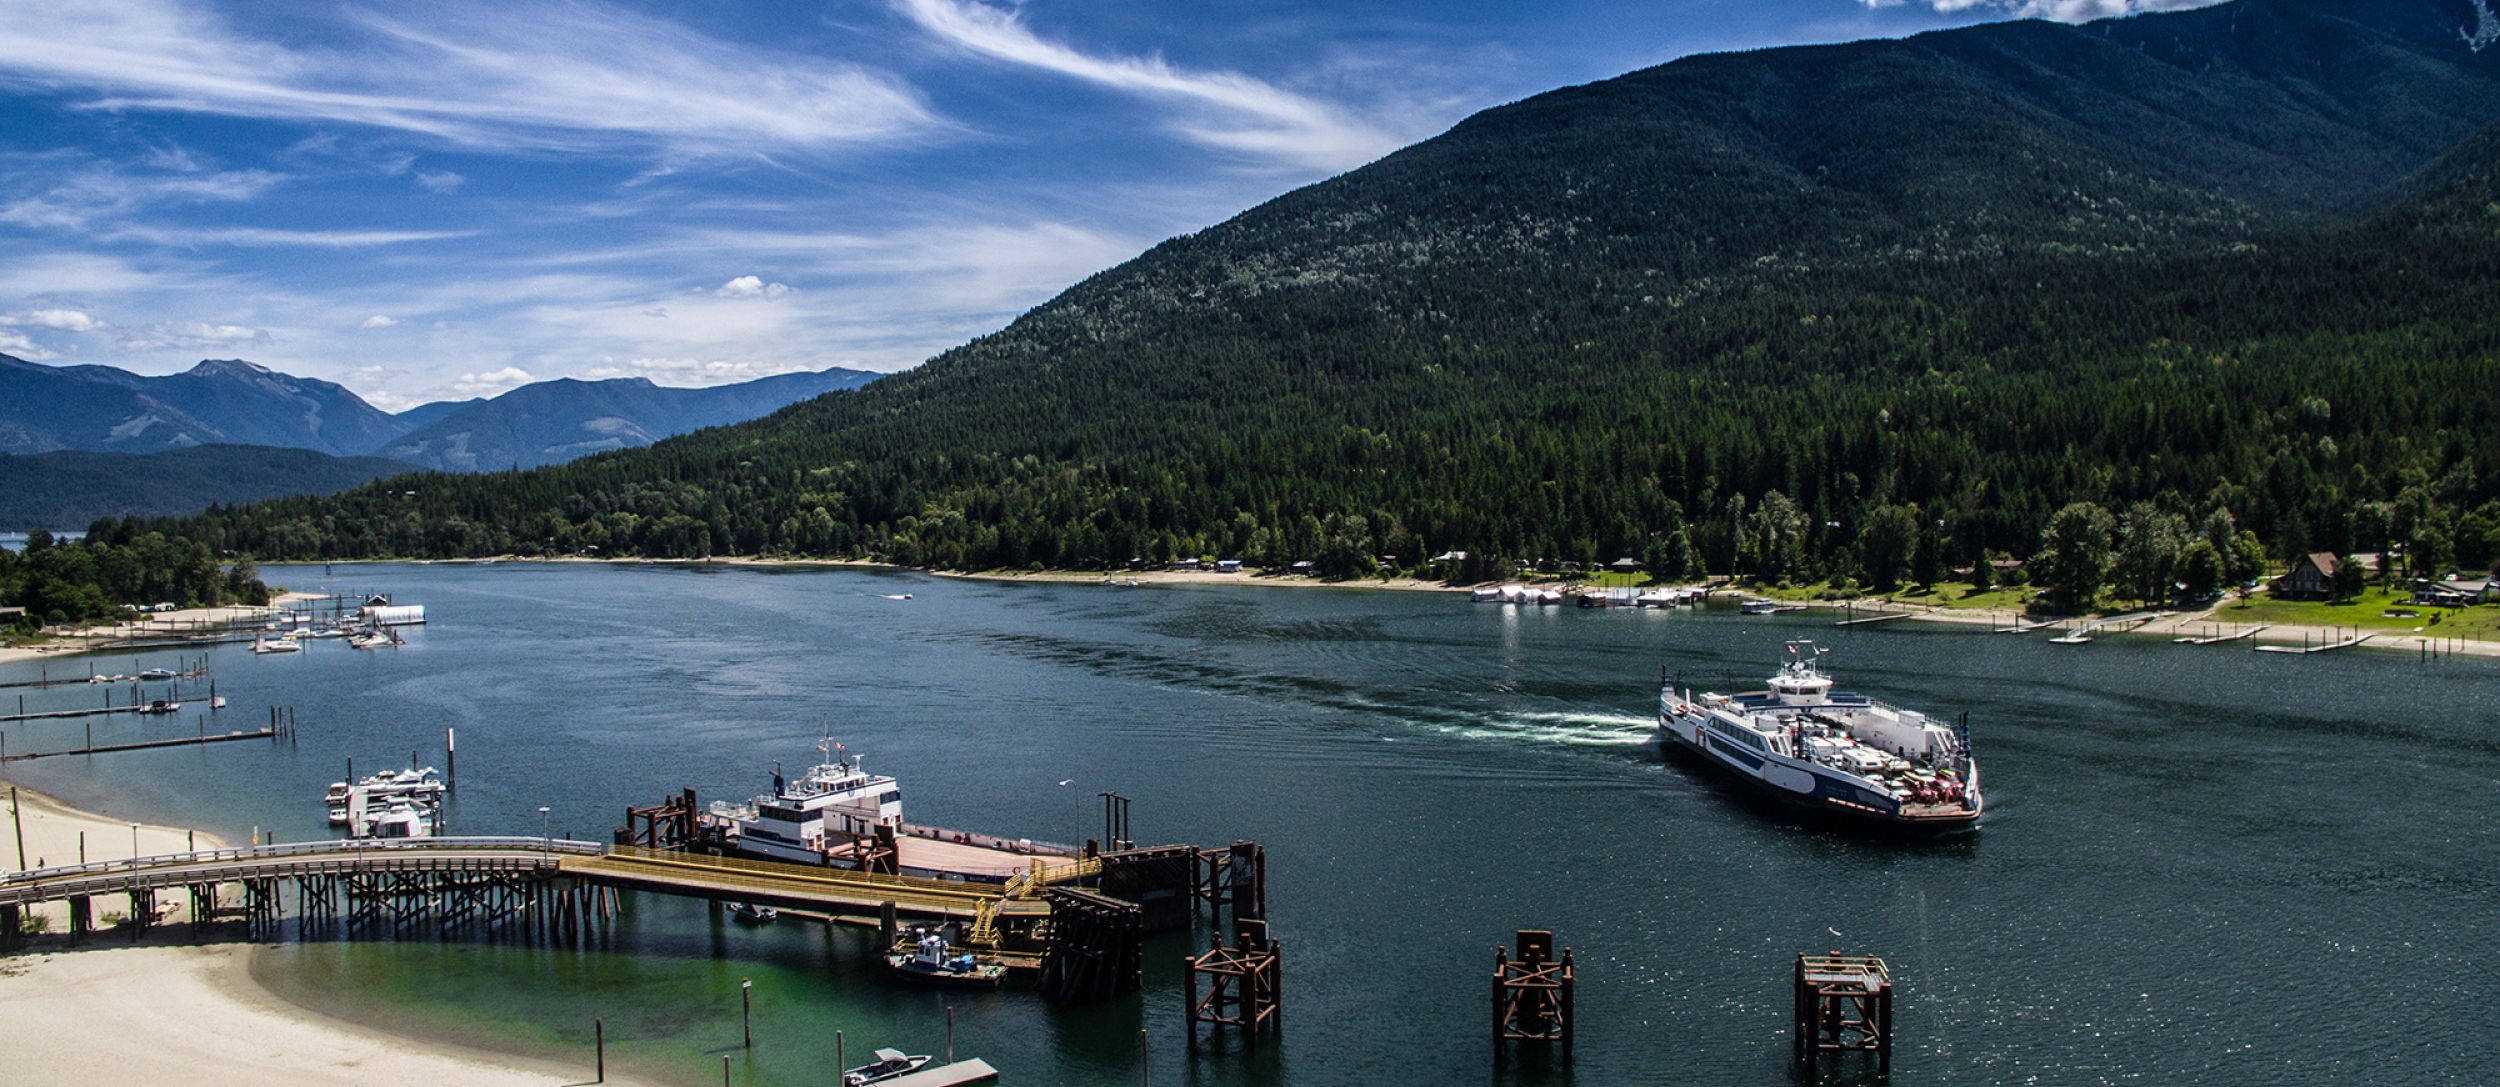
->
[7, 562, 2496, 1086]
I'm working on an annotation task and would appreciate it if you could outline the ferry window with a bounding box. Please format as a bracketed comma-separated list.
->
[880, 791, 902, 804]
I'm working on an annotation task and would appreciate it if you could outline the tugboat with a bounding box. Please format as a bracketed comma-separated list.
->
[841, 1048, 933, 1086]
[884, 930, 1007, 990]
[1659, 641, 1981, 831]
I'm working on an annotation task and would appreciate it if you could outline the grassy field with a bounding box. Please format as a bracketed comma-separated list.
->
[2208, 587, 2500, 637]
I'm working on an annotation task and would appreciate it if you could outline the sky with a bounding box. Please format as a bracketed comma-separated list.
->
[0, 0, 2230, 410]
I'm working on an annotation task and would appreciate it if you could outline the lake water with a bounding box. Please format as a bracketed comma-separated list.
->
[4, 562, 2494, 1086]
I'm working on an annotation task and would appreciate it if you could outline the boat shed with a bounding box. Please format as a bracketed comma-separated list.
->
[364, 604, 427, 626]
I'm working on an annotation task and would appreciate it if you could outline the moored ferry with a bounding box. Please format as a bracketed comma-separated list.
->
[1658, 641, 1981, 831]
[707, 741, 1077, 880]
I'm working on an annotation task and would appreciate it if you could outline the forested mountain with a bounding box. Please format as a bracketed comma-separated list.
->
[0, 445, 417, 529]
[0, 356, 402, 455]
[374, 367, 878, 471]
[166, 0, 2500, 595]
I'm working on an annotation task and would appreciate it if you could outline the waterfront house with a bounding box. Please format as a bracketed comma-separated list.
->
[2274, 552, 2340, 600]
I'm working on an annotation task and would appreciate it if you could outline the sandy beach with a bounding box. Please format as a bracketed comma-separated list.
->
[0, 780, 644, 1087]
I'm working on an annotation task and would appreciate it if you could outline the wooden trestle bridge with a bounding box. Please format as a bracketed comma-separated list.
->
[0, 837, 1091, 946]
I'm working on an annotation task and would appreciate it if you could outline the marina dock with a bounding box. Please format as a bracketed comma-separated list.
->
[2174, 625, 2266, 645]
[2046, 610, 2170, 645]
[2255, 631, 2376, 655]
[0, 727, 281, 762]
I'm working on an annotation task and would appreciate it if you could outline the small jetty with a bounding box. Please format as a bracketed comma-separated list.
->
[2255, 631, 2376, 655]
[879, 1059, 1000, 1087]
[1834, 612, 1913, 628]
[2045, 610, 2170, 645]
[0, 726, 283, 762]
[2174, 625, 2266, 645]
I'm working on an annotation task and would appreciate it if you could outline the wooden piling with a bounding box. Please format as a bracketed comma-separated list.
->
[1492, 930, 1574, 1064]
[1794, 952, 1893, 1074]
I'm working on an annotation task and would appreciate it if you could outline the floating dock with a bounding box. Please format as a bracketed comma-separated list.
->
[882, 1059, 999, 1087]
[2255, 632, 2376, 655]
[2174, 625, 2266, 645]
[1834, 612, 1913, 628]
[0, 727, 282, 762]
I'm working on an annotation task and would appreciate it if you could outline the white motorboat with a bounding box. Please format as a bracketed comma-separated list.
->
[252, 635, 302, 654]
[841, 1049, 933, 1087]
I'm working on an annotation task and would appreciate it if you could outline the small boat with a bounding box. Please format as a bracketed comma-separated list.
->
[729, 902, 779, 925]
[347, 629, 398, 650]
[842, 1048, 933, 1087]
[136, 668, 177, 681]
[885, 932, 1007, 989]
[1739, 598, 1779, 615]
[138, 699, 181, 715]
[252, 635, 302, 654]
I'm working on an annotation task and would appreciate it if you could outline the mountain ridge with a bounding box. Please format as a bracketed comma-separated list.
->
[161, 0, 2500, 580]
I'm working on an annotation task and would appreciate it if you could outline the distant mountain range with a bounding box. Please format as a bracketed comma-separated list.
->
[0, 355, 881, 526]
[372, 369, 880, 471]
[0, 355, 403, 457]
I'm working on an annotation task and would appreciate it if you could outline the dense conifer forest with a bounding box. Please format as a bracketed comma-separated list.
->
[1, 526, 270, 633]
[145, 0, 2500, 609]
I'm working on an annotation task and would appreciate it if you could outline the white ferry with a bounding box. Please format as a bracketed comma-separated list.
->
[709, 744, 903, 865]
[1659, 641, 1980, 831]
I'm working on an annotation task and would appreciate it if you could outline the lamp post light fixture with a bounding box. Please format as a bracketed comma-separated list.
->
[539, 806, 551, 853]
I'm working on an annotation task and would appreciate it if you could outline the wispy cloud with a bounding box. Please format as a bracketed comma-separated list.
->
[894, 0, 1400, 172]
[98, 225, 474, 248]
[0, 0, 941, 156]
[358, 314, 398, 329]
[0, 160, 287, 232]
[414, 169, 465, 193]
[116, 320, 271, 351]
[1862, 0, 2228, 21]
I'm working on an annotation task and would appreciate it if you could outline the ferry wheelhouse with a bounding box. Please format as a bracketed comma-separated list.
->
[709, 746, 902, 865]
[1659, 641, 1980, 831]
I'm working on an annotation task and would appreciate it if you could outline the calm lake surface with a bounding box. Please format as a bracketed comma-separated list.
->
[4, 562, 2494, 1086]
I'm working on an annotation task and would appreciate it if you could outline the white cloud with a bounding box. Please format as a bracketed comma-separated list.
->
[100, 225, 472, 247]
[0, 162, 288, 232]
[0, 0, 940, 157]
[0, 329, 57, 358]
[714, 274, 791, 298]
[415, 169, 465, 193]
[1866, 0, 2229, 21]
[116, 320, 272, 351]
[894, 0, 1400, 172]
[452, 365, 533, 396]
[3, 307, 108, 332]
[580, 356, 814, 386]
[359, 314, 398, 329]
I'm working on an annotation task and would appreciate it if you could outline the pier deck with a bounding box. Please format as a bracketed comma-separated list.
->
[0, 838, 1064, 925]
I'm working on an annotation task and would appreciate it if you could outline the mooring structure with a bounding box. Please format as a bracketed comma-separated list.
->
[1493, 929, 1575, 1064]
[1794, 952, 1893, 1073]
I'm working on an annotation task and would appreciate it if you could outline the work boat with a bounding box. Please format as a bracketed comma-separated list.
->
[1659, 641, 1981, 831]
[710, 745, 902, 865]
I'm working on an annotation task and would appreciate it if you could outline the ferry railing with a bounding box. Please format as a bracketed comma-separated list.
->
[0, 837, 605, 887]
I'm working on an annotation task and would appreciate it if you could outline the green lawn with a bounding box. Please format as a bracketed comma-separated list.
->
[2211, 587, 2500, 636]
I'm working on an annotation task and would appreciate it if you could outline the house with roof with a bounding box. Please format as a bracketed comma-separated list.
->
[2273, 552, 2341, 600]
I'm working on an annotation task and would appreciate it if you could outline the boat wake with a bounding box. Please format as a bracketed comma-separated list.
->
[1435, 710, 1657, 749]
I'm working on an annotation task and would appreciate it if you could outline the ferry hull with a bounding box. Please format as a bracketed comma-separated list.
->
[1662, 714, 1981, 833]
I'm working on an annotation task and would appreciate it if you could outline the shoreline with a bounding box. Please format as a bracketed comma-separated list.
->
[0, 778, 648, 1087]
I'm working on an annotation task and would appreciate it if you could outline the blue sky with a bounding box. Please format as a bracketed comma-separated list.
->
[0, 0, 2224, 410]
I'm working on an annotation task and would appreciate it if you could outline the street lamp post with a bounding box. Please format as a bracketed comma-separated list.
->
[1057, 779, 1076, 850]
[130, 822, 140, 864]
[539, 806, 551, 853]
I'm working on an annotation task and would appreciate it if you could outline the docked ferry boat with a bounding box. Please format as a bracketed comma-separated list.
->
[709, 745, 903, 865]
[1658, 641, 1980, 831]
